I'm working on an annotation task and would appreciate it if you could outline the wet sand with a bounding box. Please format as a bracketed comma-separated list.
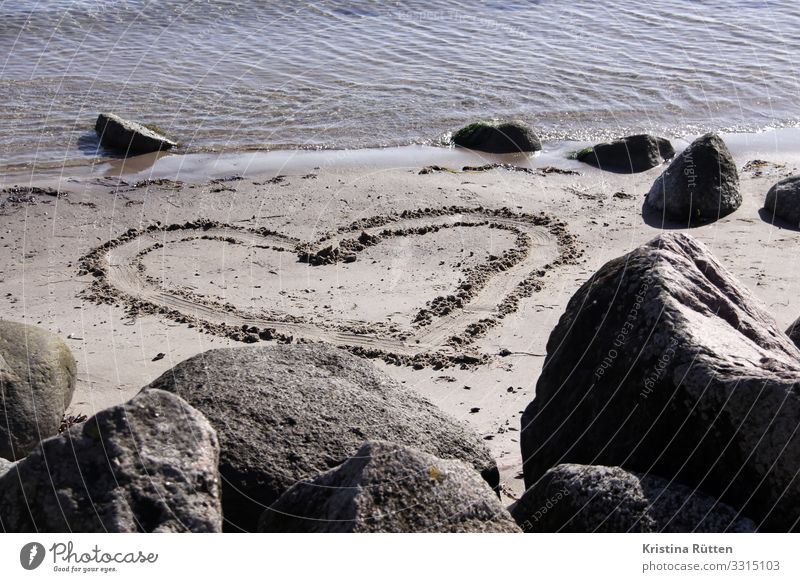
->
[2, 135, 799, 502]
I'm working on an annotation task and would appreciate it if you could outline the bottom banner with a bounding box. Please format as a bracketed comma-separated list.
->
[0, 534, 796, 581]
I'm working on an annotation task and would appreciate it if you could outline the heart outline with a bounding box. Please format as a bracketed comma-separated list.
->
[79, 206, 581, 368]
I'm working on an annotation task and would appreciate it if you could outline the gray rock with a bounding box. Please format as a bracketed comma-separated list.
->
[0, 458, 12, 477]
[259, 440, 520, 533]
[645, 132, 740, 224]
[0, 320, 77, 460]
[521, 232, 800, 532]
[512, 464, 755, 533]
[146, 344, 499, 531]
[451, 120, 541, 153]
[0, 389, 221, 532]
[577, 134, 675, 173]
[95, 113, 177, 154]
[764, 175, 800, 227]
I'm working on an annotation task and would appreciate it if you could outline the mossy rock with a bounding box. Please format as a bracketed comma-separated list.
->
[0, 320, 76, 460]
[452, 120, 541, 154]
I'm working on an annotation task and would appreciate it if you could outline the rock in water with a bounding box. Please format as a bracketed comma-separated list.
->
[512, 464, 755, 533]
[0, 390, 222, 532]
[521, 232, 800, 532]
[259, 440, 519, 533]
[764, 175, 800, 227]
[95, 113, 177, 154]
[576, 134, 675, 173]
[451, 120, 542, 153]
[146, 344, 499, 532]
[0, 320, 76, 460]
[645, 132, 740, 224]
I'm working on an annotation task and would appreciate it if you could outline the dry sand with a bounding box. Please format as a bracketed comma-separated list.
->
[2, 136, 799, 502]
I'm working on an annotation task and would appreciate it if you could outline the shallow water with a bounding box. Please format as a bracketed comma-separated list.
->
[2, 1, 800, 169]
[2, 127, 795, 186]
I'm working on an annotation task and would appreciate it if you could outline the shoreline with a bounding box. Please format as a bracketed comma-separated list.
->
[5, 126, 800, 186]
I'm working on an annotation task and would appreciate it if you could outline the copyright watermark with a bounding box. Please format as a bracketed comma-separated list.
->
[17, 541, 158, 575]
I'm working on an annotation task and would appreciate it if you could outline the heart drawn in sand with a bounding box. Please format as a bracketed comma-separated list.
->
[80, 207, 580, 368]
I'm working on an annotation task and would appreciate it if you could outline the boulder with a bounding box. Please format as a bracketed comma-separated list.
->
[146, 344, 499, 532]
[95, 113, 176, 154]
[259, 440, 520, 533]
[0, 389, 221, 532]
[451, 120, 541, 153]
[0, 320, 77, 460]
[512, 464, 755, 533]
[0, 458, 12, 477]
[576, 134, 675, 173]
[786, 316, 800, 348]
[521, 232, 800, 532]
[764, 175, 800, 227]
[645, 132, 740, 224]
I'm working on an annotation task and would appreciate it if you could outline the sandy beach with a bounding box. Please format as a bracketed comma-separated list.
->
[3, 131, 798, 503]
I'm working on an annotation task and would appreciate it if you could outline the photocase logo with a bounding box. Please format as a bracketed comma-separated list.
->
[20, 542, 46, 570]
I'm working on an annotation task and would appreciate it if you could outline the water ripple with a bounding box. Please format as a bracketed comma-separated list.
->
[1, 0, 800, 167]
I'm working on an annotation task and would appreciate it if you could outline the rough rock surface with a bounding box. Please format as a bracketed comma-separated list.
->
[146, 344, 499, 531]
[577, 134, 674, 173]
[512, 464, 755, 533]
[259, 440, 520, 533]
[521, 232, 800, 532]
[786, 316, 800, 349]
[0, 389, 222, 532]
[0, 458, 12, 477]
[764, 175, 800, 227]
[0, 320, 77, 460]
[451, 120, 541, 153]
[95, 113, 176, 154]
[645, 132, 740, 224]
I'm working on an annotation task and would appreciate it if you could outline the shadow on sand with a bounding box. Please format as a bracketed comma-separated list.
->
[643, 203, 800, 232]
[641, 201, 697, 230]
[758, 207, 800, 232]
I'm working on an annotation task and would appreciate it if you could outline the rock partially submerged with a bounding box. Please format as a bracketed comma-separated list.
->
[645, 132, 740, 224]
[0, 390, 222, 532]
[0, 320, 76, 460]
[259, 441, 519, 533]
[451, 120, 541, 153]
[521, 233, 800, 531]
[764, 175, 800, 227]
[146, 344, 499, 531]
[576, 134, 674, 173]
[512, 464, 755, 533]
[95, 113, 177, 154]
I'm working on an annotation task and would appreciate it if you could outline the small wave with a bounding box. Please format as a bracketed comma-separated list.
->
[2, 0, 800, 167]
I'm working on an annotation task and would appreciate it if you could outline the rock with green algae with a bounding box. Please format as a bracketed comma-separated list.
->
[451, 120, 541, 153]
